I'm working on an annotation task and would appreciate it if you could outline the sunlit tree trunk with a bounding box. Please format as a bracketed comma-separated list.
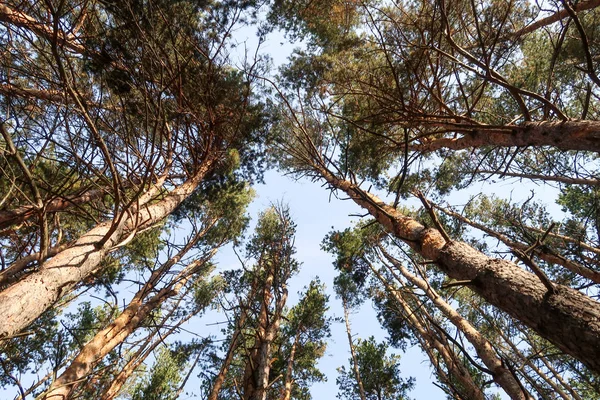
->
[281, 331, 300, 400]
[0, 160, 215, 338]
[341, 298, 367, 400]
[378, 248, 530, 400]
[315, 165, 600, 373]
[369, 265, 486, 400]
[42, 254, 208, 400]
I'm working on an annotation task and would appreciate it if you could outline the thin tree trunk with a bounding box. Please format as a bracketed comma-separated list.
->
[41, 255, 208, 400]
[281, 331, 300, 400]
[316, 167, 600, 373]
[99, 301, 197, 400]
[341, 298, 367, 400]
[0, 160, 215, 338]
[434, 203, 600, 284]
[207, 284, 257, 400]
[378, 248, 530, 400]
[368, 265, 486, 400]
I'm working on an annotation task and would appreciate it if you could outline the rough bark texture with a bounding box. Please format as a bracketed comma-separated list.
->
[413, 120, 600, 153]
[319, 169, 600, 373]
[380, 249, 529, 400]
[369, 265, 486, 400]
[0, 163, 212, 338]
[42, 258, 201, 400]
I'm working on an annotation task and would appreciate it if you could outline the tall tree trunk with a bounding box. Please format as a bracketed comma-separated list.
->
[207, 283, 258, 400]
[378, 248, 530, 400]
[99, 301, 198, 400]
[0, 160, 215, 338]
[41, 255, 207, 400]
[341, 298, 367, 400]
[369, 264, 486, 400]
[243, 262, 289, 400]
[281, 331, 300, 400]
[316, 166, 600, 373]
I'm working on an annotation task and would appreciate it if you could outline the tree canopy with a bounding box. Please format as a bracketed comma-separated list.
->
[1, 0, 600, 399]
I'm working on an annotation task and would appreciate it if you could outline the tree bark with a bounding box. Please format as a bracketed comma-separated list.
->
[316, 167, 600, 373]
[412, 120, 600, 153]
[379, 248, 530, 400]
[369, 265, 486, 400]
[0, 4, 86, 53]
[341, 298, 367, 400]
[41, 256, 205, 400]
[514, 0, 600, 37]
[0, 160, 214, 338]
[281, 331, 300, 400]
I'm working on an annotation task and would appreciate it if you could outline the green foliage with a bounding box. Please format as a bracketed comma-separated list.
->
[131, 346, 190, 400]
[336, 336, 414, 400]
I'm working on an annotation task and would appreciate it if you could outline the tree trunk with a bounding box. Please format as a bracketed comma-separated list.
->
[0, 160, 214, 338]
[207, 293, 255, 400]
[379, 248, 530, 400]
[317, 168, 600, 373]
[99, 301, 198, 400]
[341, 298, 367, 400]
[369, 265, 485, 400]
[41, 257, 204, 400]
[281, 332, 300, 400]
[412, 120, 600, 153]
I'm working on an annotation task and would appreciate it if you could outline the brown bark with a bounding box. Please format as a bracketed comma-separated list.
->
[412, 120, 600, 153]
[207, 290, 255, 400]
[281, 331, 300, 400]
[0, 4, 86, 53]
[341, 298, 367, 400]
[316, 167, 600, 373]
[99, 300, 198, 400]
[0, 159, 214, 338]
[0, 244, 69, 288]
[42, 255, 206, 400]
[369, 265, 486, 400]
[379, 249, 529, 400]
[472, 301, 575, 400]
[243, 274, 288, 400]
[514, 0, 600, 37]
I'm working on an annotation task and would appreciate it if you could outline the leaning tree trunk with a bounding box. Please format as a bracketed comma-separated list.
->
[316, 167, 600, 373]
[0, 160, 215, 338]
[369, 264, 486, 400]
[42, 256, 206, 400]
[412, 120, 600, 153]
[379, 248, 530, 400]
